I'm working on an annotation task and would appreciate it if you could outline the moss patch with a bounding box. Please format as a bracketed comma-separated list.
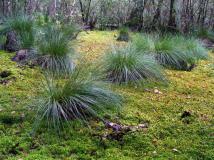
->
[0, 31, 214, 159]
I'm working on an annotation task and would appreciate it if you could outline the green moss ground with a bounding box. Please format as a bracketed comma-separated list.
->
[0, 31, 214, 160]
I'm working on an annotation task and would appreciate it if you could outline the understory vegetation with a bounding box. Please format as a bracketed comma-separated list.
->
[103, 44, 166, 84]
[1, 16, 34, 51]
[132, 34, 208, 71]
[36, 24, 75, 73]
[33, 66, 122, 132]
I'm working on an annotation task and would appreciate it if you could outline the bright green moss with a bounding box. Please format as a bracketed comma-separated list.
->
[0, 32, 214, 160]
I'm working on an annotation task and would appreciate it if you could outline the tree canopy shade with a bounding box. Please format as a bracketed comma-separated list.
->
[0, 0, 213, 32]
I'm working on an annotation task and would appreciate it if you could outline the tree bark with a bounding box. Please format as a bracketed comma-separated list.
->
[152, 0, 164, 29]
[48, 0, 57, 18]
[168, 0, 177, 30]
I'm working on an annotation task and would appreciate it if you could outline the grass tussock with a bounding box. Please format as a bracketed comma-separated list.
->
[2, 15, 35, 49]
[36, 25, 76, 73]
[132, 34, 208, 71]
[103, 44, 166, 84]
[132, 34, 154, 52]
[117, 27, 130, 42]
[33, 64, 122, 130]
[197, 28, 214, 42]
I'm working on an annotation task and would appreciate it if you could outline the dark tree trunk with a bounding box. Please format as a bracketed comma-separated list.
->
[152, 0, 164, 30]
[79, 0, 86, 24]
[168, 0, 177, 31]
[48, 0, 57, 18]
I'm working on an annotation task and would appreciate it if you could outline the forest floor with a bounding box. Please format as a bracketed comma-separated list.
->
[0, 31, 214, 160]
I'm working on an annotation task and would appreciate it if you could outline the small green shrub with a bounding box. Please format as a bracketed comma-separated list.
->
[117, 27, 129, 42]
[32, 65, 122, 131]
[103, 45, 165, 84]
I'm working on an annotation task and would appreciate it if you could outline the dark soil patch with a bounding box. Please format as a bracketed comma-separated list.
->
[0, 115, 23, 125]
[201, 38, 214, 49]
[181, 111, 192, 119]
[0, 70, 12, 78]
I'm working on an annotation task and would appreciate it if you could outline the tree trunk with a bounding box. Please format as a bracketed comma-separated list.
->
[48, 0, 57, 18]
[152, 0, 164, 29]
[168, 0, 177, 30]
[26, 0, 36, 15]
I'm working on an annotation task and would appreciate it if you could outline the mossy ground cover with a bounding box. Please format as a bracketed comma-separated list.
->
[0, 31, 214, 160]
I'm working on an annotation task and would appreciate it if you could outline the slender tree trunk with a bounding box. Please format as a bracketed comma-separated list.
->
[48, 0, 57, 18]
[79, 0, 85, 24]
[85, 0, 92, 24]
[168, 0, 177, 30]
[25, 0, 36, 15]
[152, 0, 164, 29]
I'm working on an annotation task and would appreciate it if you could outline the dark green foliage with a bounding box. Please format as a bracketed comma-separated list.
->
[154, 36, 189, 70]
[38, 27, 70, 57]
[154, 35, 208, 70]
[35, 14, 79, 40]
[117, 27, 130, 42]
[0, 34, 6, 42]
[0, 35, 6, 49]
[6, 15, 35, 49]
[183, 37, 208, 60]
[0, 15, 35, 50]
[32, 65, 122, 131]
[36, 25, 75, 73]
[197, 28, 214, 42]
[35, 14, 50, 27]
[132, 34, 154, 52]
[103, 45, 165, 84]
[0, 115, 22, 125]
[132, 34, 208, 71]
[61, 22, 80, 40]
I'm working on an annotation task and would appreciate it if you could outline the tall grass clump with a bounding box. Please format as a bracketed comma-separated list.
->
[183, 37, 208, 60]
[197, 28, 214, 42]
[103, 44, 165, 84]
[36, 25, 75, 73]
[132, 34, 154, 52]
[61, 22, 80, 40]
[35, 15, 80, 40]
[33, 65, 122, 131]
[117, 27, 130, 42]
[5, 15, 34, 49]
[154, 35, 208, 71]
[0, 35, 6, 50]
[154, 36, 186, 70]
